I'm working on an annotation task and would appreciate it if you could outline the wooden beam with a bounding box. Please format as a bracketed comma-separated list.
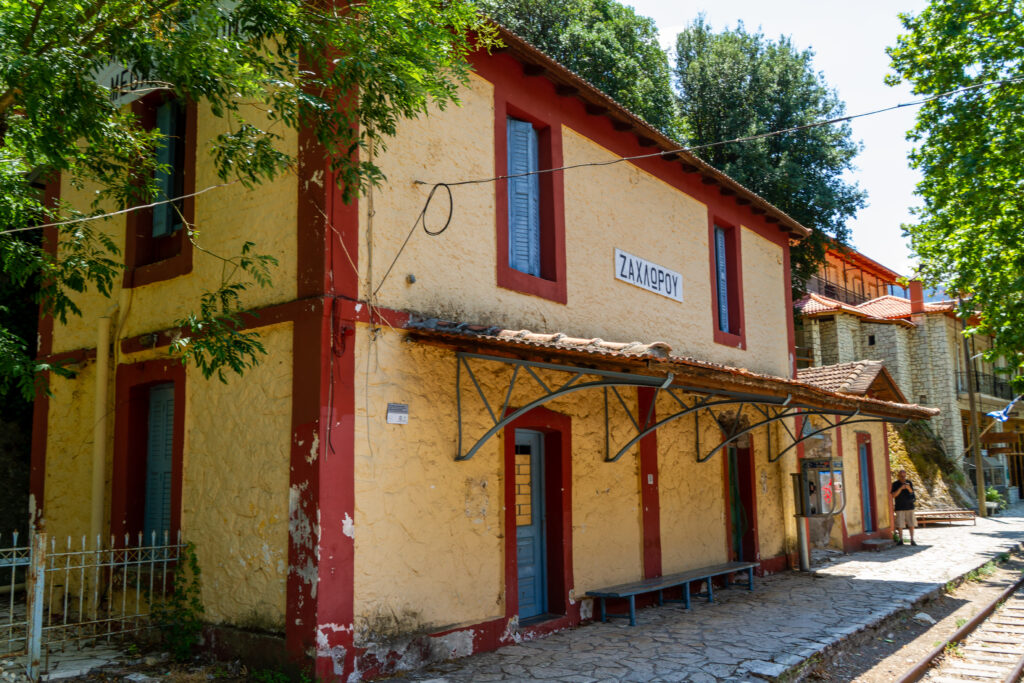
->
[982, 431, 1016, 444]
[701, 176, 718, 185]
[680, 163, 699, 173]
[611, 120, 633, 131]
[636, 136, 657, 147]
[719, 187, 736, 196]
[765, 215, 779, 224]
[751, 207, 766, 215]
[523, 63, 545, 77]
[735, 197, 751, 206]
[555, 85, 578, 97]
[585, 103, 608, 116]
[660, 152, 680, 161]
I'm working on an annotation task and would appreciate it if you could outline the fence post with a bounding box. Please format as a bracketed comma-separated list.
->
[26, 532, 46, 682]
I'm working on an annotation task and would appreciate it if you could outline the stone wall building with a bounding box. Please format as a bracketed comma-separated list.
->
[796, 253, 1023, 497]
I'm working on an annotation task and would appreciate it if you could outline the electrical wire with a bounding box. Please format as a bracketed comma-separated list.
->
[371, 75, 1024, 296]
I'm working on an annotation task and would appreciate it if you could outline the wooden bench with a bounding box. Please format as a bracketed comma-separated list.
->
[914, 509, 976, 526]
[586, 561, 758, 626]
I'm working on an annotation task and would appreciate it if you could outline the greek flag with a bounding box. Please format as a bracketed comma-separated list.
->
[987, 395, 1022, 423]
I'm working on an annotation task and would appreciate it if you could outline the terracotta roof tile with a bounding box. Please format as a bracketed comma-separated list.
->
[854, 295, 956, 320]
[405, 317, 938, 421]
[797, 361, 886, 395]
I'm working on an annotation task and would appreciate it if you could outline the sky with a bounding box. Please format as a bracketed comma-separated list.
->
[625, 0, 929, 277]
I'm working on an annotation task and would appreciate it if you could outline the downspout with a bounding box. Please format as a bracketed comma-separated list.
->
[90, 307, 117, 545]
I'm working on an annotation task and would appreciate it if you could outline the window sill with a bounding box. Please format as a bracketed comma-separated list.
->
[497, 266, 566, 305]
[713, 329, 745, 349]
[123, 247, 193, 288]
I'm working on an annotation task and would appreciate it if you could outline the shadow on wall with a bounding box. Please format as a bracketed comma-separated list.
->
[888, 422, 975, 510]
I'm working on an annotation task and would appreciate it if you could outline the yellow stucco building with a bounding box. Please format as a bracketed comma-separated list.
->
[32, 26, 935, 680]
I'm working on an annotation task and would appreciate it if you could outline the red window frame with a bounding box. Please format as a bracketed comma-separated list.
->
[110, 359, 186, 543]
[123, 94, 196, 288]
[494, 92, 567, 304]
[708, 216, 746, 348]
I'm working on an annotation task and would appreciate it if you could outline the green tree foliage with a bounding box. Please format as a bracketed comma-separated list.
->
[887, 0, 1024, 383]
[478, 0, 681, 137]
[674, 17, 866, 289]
[0, 0, 493, 398]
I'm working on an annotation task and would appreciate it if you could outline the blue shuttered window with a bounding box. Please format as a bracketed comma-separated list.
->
[144, 383, 175, 541]
[153, 101, 184, 238]
[507, 117, 541, 277]
[714, 226, 730, 333]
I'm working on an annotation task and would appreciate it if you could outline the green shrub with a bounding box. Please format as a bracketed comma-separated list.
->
[152, 541, 205, 661]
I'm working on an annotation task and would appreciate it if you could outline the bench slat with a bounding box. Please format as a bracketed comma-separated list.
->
[586, 561, 757, 598]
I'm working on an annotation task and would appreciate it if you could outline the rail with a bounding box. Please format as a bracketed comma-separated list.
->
[956, 371, 1015, 401]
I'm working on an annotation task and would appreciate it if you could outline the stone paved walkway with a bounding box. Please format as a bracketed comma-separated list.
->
[401, 505, 1024, 682]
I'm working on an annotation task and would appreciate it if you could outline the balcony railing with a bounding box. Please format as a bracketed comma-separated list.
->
[956, 371, 1015, 401]
[804, 275, 870, 306]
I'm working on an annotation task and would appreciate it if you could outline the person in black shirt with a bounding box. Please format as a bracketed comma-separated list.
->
[891, 469, 917, 546]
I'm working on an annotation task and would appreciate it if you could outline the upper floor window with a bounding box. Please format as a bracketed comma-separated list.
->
[507, 117, 542, 278]
[710, 221, 745, 348]
[494, 97, 566, 303]
[123, 94, 195, 287]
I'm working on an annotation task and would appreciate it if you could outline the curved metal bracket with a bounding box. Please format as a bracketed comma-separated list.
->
[606, 397, 787, 462]
[769, 412, 904, 463]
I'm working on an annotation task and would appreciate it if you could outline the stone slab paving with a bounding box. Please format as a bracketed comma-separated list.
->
[401, 505, 1024, 682]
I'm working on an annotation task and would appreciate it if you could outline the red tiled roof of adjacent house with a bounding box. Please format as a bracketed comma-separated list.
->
[405, 317, 937, 421]
[794, 293, 956, 323]
[854, 295, 956, 320]
[798, 360, 908, 403]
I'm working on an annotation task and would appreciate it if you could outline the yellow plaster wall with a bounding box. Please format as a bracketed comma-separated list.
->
[179, 321, 292, 628]
[352, 326, 648, 639]
[41, 323, 292, 629]
[365, 74, 791, 377]
[42, 365, 101, 543]
[52, 107, 299, 355]
[838, 424, 892, 539]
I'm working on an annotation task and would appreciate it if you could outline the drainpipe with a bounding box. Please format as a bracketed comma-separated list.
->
[90, 309, 115, 545]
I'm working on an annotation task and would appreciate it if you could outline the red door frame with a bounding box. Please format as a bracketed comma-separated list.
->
[502, 407, 573, 629]
[856, 432, 878, 534]
[110, 359, 186, 544]
[721, 438, 759, 564]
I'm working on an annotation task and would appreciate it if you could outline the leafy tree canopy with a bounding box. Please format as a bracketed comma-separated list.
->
[887, 0, 1024, 382]
[477, 0, 681, 137]
[674, 16, 866, 290]
[0, 0, 493, 400]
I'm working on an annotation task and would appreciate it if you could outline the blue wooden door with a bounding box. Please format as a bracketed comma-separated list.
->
[515, 429, 546, 620]
[859, 443, 874, 533]
[144, 383, 175, 542]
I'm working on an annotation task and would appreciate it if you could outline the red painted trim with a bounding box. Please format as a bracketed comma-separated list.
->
[490, 61, 567, 305]
[502, 406, 574, 622]
[758, 553, 792, 575]
[835, 421, 850, 547]
[637, 388, 661, 579]
[708, 217, 747, 349]
[856, 431, 878, 536]
[470, 51, 790, 253]
[110, 358, 186, 542]
[783, 241, 796, 378]
[123, 98, 196, 288]
[31, 176, 61, 521]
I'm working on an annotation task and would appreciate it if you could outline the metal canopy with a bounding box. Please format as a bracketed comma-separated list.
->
[453, 352, 905, 463]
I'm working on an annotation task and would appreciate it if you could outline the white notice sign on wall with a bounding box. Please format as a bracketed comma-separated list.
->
[614, 248, 683, 302]
[386, 403, 409, 425]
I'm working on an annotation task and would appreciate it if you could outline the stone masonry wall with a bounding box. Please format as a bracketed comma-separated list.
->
[859, 322, 912, 397]
[910, 315, 964, 462]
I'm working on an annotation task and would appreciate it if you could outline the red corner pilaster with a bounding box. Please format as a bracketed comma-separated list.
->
[29, 176, 61, 526]
[637, 388, 662, 579]
[287, 118, 361, 679]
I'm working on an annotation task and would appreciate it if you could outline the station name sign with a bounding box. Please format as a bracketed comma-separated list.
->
[614, 248, 683, 302]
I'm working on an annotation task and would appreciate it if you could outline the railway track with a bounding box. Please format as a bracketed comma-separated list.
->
[898, 574, 1024, 683]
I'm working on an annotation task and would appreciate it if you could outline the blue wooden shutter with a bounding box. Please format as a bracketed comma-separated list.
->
[144, 383, 175, 541]
[715, 226, 730, 333]
[507, 117, 541, 277]
[153, 102, 180, 238]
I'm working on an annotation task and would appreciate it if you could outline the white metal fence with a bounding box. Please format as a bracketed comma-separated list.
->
[1, 531, 183, 680]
